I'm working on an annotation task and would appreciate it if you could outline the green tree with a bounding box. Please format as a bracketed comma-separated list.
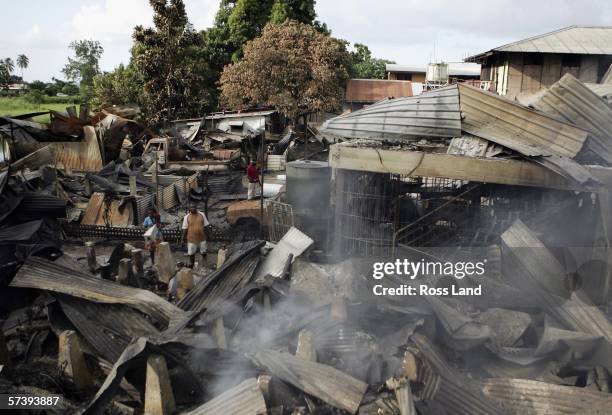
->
[0, 58, 15, 89]
[133, 0, 211, 123]
[269, 0, 289, 24]
[28, 80, 47, 91]
[220, 21, 350, 124]
[62, 39, 104, 100]
[16, 54, 29, 80]
[349, 43, 395, 79]
[227, 0, 274, 61]
[201, 0, 320, 106]
[92, 62, 143, 108]
[270, 0, 316, 24]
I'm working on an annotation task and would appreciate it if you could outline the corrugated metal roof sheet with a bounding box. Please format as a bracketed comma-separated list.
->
[255, 227, 313, 280]
[345, 79, 413, 102]
[481, 378, 612, 415]
[184, 378, 267, 415]
[0, 220, 45, 242]
[80, 192, 132, 227]
[206, 110, 276, 120]
[11, 257, 185, 328]
[251, 349, 367, 413]
[52, 126, 103, 171]
[320, 86, 461, 141]
[458, 83, 589, 158]
[386, 62, 481, 77]
[501, 219, 612, 342]
[602, 63, 612, 84]
[530, 73, 612, 164]
[488, 26, 612, 55]
[585, 82, 612, 101]
[410, 334, 505, 415]
[59, 295, 159, 363]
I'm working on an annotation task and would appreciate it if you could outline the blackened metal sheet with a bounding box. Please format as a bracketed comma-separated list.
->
[58, 295, 159, 363]
[10, 257, 185, 327]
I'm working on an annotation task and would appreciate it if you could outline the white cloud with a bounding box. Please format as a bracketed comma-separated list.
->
[71, 0, 153, 45]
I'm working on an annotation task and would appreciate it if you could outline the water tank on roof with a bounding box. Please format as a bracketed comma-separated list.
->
[426, 63, 449, 83]
[286, 160, 331, 216]
[286, 160, 331, 249]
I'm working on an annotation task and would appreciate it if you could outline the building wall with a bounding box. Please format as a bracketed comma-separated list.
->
[482, 52, 610, 99]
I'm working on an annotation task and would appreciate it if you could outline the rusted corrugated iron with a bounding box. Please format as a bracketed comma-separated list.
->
[52, 126, 103, 171]
[345, 79, 413, 102]
[80, 192, 133, 227]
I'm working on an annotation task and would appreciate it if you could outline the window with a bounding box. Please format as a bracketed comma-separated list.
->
[523, 53, 543, 66]
[561, 54, 581, 68]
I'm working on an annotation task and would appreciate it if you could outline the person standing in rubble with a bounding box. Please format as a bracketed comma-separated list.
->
[247, 161, 260, 200]
[182, 205, 211, 268]
[143, 208, 162, 264]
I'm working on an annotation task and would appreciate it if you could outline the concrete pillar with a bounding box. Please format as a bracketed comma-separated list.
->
[386, 378, 416, 415]
[176, 268, 194, 300]
[295, 330, 316, 362]
[144, 354, 175, 415]
[58, 330, 93, 392]
[213, 318, 227, 349]
[117, 258, 133, 285]
[403, 351, 418, 381]
[330, 295, 347, 321]
[216, 247, 227, 269]
[0, 330, 11, 374]
[129, 175, 137, 196]
[155, 242, 175, 284]
[131, 249, 144, 274]
[85, 241, 97, 273]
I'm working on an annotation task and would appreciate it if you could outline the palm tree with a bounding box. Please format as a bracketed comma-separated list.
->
[16, 54, 28, 81]
[3, 58, 14, 74]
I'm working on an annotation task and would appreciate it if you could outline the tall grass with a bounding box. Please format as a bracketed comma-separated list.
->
[0, 96, 83, 122]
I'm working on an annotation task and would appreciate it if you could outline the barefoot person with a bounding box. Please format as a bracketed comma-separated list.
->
[181, 205, 210, 268]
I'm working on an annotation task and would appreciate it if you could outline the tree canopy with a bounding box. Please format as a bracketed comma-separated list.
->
[62, 40, 104, 100]
[220, 20, 350, 120]
[133, 0, 211, 123]
[349, 43, 395, 79]
[92, 62, 143, 109]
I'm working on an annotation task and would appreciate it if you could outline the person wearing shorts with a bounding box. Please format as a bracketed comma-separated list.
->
[181, 206, 210, 268]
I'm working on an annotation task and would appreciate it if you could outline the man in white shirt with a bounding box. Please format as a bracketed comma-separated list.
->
[181, 206, 210, 268]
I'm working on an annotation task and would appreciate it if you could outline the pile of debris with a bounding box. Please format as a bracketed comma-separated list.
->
[2, 75, 612, 415]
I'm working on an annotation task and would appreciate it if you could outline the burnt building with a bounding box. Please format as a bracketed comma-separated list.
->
[468, 25, 612, 99]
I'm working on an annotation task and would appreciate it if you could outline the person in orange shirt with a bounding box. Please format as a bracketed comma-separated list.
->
[181, 205, 210, 268]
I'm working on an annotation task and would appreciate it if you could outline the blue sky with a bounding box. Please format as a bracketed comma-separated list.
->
[2, 0, 612, 82]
